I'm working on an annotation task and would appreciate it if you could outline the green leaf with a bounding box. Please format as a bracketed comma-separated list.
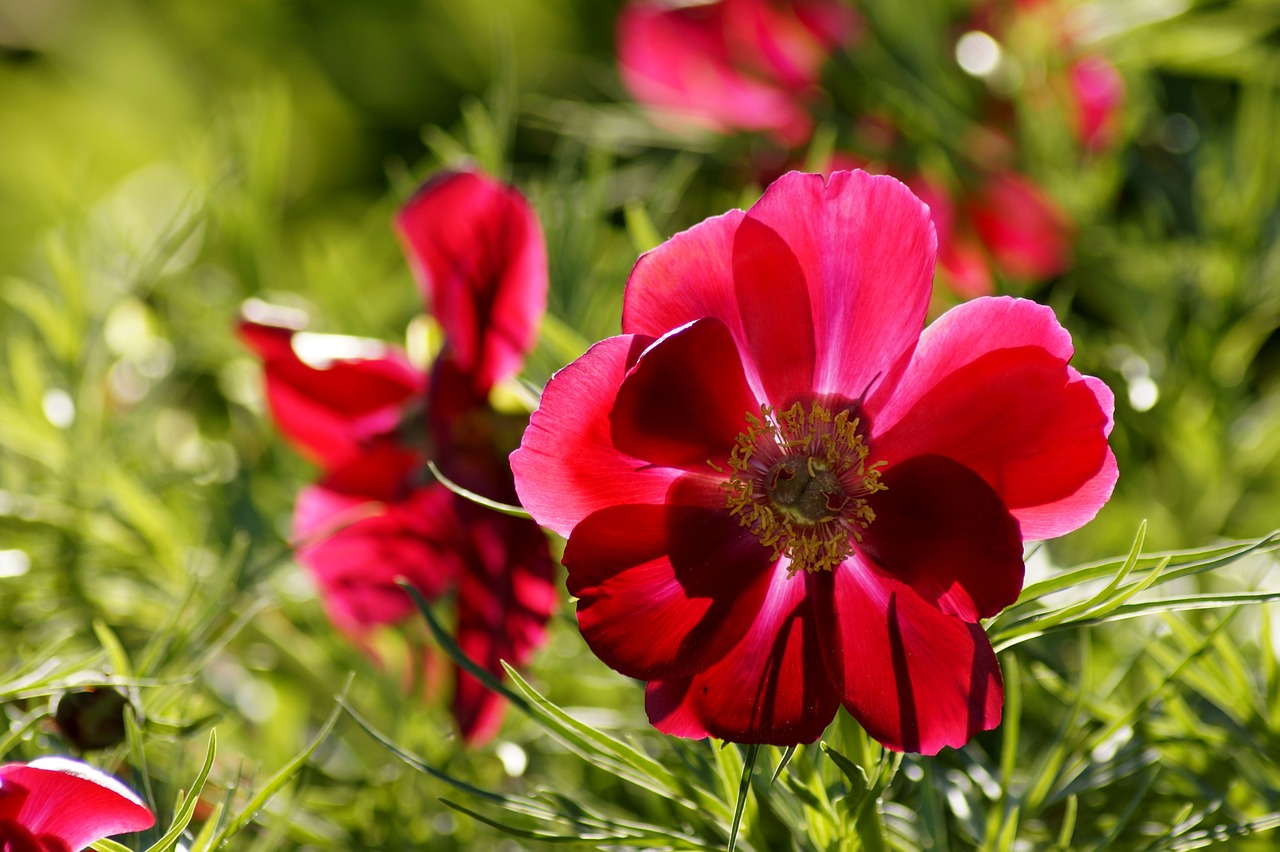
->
[728, 744, 758, 852]
[145, 730, 218, 852]
[425, 460, 532, 519]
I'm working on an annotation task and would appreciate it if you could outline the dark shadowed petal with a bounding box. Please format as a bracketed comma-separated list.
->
[645, 569, 840, 745]
[395, 170, 547, 393]
[732, 216, 816, 406]
[861, 455, 1024, 621]
[739, 171, 935, 403]
[875, 339, 1117, 541]
[293, 482, 461, 635]
[514, 334, 700, 539]
[0, 759, 154, 850]
[238, 318, 423, 470]
[564, 499, 774, 680]
[814, 561, 1003, 754]
[452, 511, 557, 744]
[611, 318, 758, 469]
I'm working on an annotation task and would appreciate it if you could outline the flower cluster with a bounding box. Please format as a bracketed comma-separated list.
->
[241, 169, 555, 744]
[0, 758, 154, 851]
[512, 170, 1116, 752]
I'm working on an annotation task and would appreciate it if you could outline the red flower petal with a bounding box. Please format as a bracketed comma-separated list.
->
[732, 216, 816, 405]
[453, 511, 557, 744]
[513, 334, 689, 538]
[861, 455, 1024, 621]
[738, 171, 935, 403]
[0, 759, 154, 851]
[645, 569, 840, 745]
[238, 319, 423, 470]
[611, 318, 758, 469]
[815, 562, 1003, 754]
[722, 0, 857, 89]
[1071, 55, 1124, 151]
[875, 310, 1116, 540]
[395, 170, 547, 393]
[564, 500, 774, 681]
[293, 482, 461, 634]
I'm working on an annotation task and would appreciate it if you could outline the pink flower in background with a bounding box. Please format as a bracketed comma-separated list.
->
[1069, 54, 1124, 151]
[0, 758, 154, 851]
[617, 0, 859, 145]
[241, 169, 556, 744]
[513, 170, 1116, 752]
[911, 170, 1071, 295]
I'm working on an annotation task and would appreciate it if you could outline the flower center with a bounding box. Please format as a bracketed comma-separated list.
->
[716, 401, 885, 576]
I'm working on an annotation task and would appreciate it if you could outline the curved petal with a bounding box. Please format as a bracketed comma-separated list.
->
[875, 337, 1116, 540]
[814, 561, 1003, 754]
[395, 170, 548, 393]
[739, 171, 935, 402]
[293, 483, 461, 634]
[564, 499, 775, 680]
[513, 334, 692, 538]
[238, 318, 423, 470]
[722, 0, 858, 89]
[0, 759, 154, 850]
[645, 569, 840, 745]
[453, 511, 557, 744]
[861, 455, 1024, 621]
[611, 318, 758, 469]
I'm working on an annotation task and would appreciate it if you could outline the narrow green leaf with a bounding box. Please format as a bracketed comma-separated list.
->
[728, 745, 758, 852]
[425, 460, 532, 518]
[93, 620, 134, 680]
[770, 745, 797, 785]
[90, 839, 133, 852]
[144, 730, 218, 852]
[1057, 794, 1078, 850]
[624, 199, 663, 254]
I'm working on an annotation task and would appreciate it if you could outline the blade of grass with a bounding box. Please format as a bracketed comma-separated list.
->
[728, 744, 758, 852]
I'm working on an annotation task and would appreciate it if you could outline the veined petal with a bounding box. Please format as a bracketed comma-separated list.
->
[0, 759, 154, 850]
[396, 170, 548, 393]
[513, 334, 690, 538]
[875, 341, 1116, 541]
[611, 318, 757, 469]
[815, 561, 1003, 754]
[293, 482, 461, 634]
[238, 318, 423, 470]
[645, 568, 840, 745]
[739, 170, 935, 402]
[861, 455, 1024, 621]
[564, 500, 774, 681]
[453, 511, 557, 744]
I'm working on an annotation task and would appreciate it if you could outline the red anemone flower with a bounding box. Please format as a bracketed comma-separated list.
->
[512, 170, 1115, 752]
[617, 0, 859, 146]
[240, 169, 556, 744]
[0, 758, 154, 851]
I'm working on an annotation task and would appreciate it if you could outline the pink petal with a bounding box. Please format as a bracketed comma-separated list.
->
[1070, 55, 1124, 151]
[513, 334, 688, 538]
[611, 318, 757, 469]
[908, 176, 991, 298]
[645, 569, 840, 745]
[861, 454, 1024, 621]
[815, 562, 1003, 754]
[238, 319, 423, 470]
[874, 317, 1117, 540]
[617, 1, 814, 143]
[452, 511, 557, 744]
[293, 482, 461, 634]
[967, 172, 1071, 282]
[564, 500, 775, 681]
[0, 760, 154, 851]
[738, 171, 935, 402]
[395, 170, 548, 393]
[732, 216, 816, 405]
[722, 0, 855, 89]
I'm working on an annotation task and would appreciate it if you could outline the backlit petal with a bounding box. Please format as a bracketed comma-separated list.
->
[0, 760, 154, 850]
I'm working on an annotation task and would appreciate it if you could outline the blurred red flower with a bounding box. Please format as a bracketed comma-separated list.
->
[240, 170, 556, 744]
[911, 170, 1071, 296]
[0, 758, 154, 851]
[1069, 54, 1124, 151]
[512, 170, 1116, 752]
[616, 0, 859, 145]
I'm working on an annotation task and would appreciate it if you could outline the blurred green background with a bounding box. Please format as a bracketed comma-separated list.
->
[2, 0, 1280, 848]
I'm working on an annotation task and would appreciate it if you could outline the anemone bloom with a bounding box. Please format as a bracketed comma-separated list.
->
[617, 0, 858, 146]
[0, 758, 154, 851]
[240, 169, 555, 744]
[513, 170, 1115, 752]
